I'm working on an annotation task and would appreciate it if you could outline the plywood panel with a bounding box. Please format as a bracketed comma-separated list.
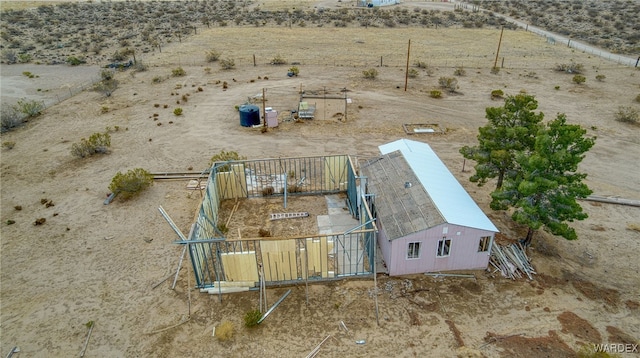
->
[220, 251, 259, 282]
[305, 237, 334, 278]
[324, 156, 348, 191]
[262, 240, 297, 281]
[216, 164, 247, 200]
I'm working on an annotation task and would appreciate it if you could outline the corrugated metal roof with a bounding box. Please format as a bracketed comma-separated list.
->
[377, 139, 498, 234]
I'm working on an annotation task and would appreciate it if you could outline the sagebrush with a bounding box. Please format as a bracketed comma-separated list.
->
[614, 106, 639, 123]
[362, 68, 378, 79]
[71, 132, 111, 158]
[438, 77, 458, 92]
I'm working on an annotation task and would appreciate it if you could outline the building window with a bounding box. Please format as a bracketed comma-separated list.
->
[407, 242, 421, 259]
[437, 238, 451, 257]
[478, 236, 491, 252]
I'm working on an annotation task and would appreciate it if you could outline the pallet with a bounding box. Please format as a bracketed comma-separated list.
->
[270, 212, 310, 220]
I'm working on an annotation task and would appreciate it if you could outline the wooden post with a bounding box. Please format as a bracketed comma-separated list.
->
[344, 90, 348, 122]
[380, 56, 382, 67]
[253, 54, 256, 67]
[404, 39, 411, 91]
[493, 26, 504, 69]
[262, 88, 266, 127]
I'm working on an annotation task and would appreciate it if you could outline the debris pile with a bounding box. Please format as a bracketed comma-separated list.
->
[489, 242, 536, 280]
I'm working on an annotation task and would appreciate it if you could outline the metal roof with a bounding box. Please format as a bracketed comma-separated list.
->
[375, 139, 498, 234]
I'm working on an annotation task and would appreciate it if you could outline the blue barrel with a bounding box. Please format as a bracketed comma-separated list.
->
[239, 104, 260, 127]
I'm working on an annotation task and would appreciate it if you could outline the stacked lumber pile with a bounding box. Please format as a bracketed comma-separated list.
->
[489, 241, 536, 280]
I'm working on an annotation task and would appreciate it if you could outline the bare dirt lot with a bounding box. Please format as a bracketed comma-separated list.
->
[1, 3, 640, 357]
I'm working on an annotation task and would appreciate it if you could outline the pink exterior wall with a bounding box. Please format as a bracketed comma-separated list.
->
[384, 223, 495, 276]
[377, 221, 393, 274]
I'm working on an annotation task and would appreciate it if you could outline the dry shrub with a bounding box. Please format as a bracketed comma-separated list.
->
[262, 186, 275, 196]
[627, 223, 640, 232]
[258, 228, 271, 237]
[614, 106, 639, 123]
[216, 321, 235, 341]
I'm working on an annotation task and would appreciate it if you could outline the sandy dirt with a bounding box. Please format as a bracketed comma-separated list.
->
[1, 13, 640, 358]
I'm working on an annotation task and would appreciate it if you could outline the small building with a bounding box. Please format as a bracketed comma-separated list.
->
[361, 139, 498, 276]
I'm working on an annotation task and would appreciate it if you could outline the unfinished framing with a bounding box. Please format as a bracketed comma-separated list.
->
[183, 155, 377, 290]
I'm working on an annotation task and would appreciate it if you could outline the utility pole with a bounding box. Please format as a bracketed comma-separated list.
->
[493, 26, 504, 69]
[404, 39, 411, 92]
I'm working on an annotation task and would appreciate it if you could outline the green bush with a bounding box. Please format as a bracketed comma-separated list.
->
[66, 56, 86, 66]
[172, 67, 186, 77]
[108, 168, 154, 199]
[491, 89, 504, 99]
[490, 66, 500, 74]
[152, 76, 164, 83]
[635, 94, 640, 103]
[614, 106, 639, 123]
[362, 68, 378, 79]
[572, 74, 586, 84]
[429, 90, 442, 98]
[14, 98, 44, 117]
[244, 309, 262, 327]
[595, 74, 606, 82]
[453, 66, 466, 76]
[18, 53, 31, 64]
[71, 132, 111, 158]
[407, 68, 418, 78]
[288, 66, 300, 76]
[173, 108, 183, 116]
[438, 77, 458, 92]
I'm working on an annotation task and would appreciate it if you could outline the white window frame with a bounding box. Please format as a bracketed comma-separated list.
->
[407, 242, 421, 259]
[437, 237, 451, 257]
[478, 236, 491, 252]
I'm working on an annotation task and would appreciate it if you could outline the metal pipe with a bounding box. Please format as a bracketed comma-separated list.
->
[257, 289, 291, 324]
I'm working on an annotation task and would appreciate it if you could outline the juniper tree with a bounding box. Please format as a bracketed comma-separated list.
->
[460, 94, 544, 189]
[490, 114, 595, 245]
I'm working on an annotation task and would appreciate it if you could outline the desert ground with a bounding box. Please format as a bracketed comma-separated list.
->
[1, 1, 640, 357]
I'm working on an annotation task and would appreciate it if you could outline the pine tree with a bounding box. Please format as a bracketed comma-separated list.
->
[460, 94, 544, 189]
[490, 114, 596, 245]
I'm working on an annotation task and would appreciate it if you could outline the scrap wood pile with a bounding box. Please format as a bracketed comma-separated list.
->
[489, 241, 536, 280]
